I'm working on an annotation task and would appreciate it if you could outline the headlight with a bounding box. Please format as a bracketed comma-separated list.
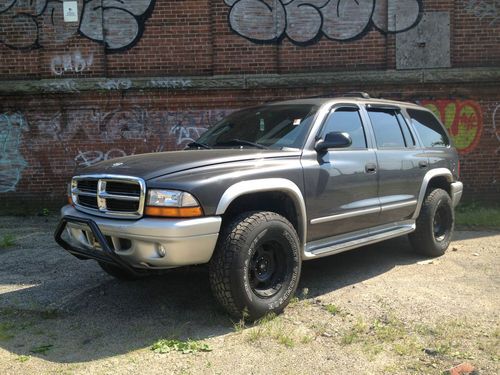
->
[145, 190, 203, 218]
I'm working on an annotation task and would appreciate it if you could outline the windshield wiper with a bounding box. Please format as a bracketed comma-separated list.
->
[186, 141, 212, 149]
[221, 139, 269, 150]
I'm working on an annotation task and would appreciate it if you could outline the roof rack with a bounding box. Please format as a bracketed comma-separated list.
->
[341, 92, 371, 99]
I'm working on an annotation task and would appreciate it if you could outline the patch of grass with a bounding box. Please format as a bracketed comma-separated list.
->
[276, 332, 294, 348]
[30, 344, 54, 355]
[0, 322, 15, 340]
[324, 303, 344, 316]
[244, 313, 297, 348]
[456, 202, 500, 229]
[15, 355, 30, 363]
[151, 339, 212, 354]
[341, 318, 368, 345]
[0, 234, 16, 249]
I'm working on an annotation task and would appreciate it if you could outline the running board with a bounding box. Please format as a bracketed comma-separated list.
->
[303, 221, 416, 260]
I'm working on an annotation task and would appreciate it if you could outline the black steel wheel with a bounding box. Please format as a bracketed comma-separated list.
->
[409, 188, 455, 257]
[209, 211, 301, 320]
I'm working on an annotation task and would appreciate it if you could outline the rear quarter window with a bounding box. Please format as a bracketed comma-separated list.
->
[408, 109, 450, 148]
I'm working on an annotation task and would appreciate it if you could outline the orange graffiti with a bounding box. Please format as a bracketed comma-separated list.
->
[421, 100, 483, 154]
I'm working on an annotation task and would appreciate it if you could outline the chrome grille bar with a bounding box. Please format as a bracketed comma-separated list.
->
[71, 174, 146, 219]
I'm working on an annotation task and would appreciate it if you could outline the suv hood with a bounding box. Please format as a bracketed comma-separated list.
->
[78, 149, 301, 181]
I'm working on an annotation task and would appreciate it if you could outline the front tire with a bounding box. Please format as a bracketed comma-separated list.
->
[409, 188, 454, 257]
[209, 211, 301, 321]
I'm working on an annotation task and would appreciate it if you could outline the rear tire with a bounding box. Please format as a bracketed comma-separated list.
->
[98, 261, 141, 281]
[409, 188, 454, 257]
[209, 211, 301, 321]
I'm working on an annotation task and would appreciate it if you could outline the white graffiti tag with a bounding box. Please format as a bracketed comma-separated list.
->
[50, 51, 94, 76]
[74, 149, 133, 167]
[465, 0, 500, 26]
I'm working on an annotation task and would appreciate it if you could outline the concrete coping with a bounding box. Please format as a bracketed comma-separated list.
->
[0, 67, 499, 95]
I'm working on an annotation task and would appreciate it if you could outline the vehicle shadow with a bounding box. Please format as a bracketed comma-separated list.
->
[0, 235, 440, 364]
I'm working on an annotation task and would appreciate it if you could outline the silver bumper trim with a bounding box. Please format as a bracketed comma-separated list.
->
[61, 205, 221, 269]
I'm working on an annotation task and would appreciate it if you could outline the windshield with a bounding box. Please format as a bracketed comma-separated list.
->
[194, 104, 318, 150]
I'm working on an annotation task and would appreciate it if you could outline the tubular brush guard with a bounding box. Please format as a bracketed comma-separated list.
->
[54, 215, 142, 277]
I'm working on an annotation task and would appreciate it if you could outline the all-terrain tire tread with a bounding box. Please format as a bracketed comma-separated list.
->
[209, 211, 297, 318]
[409, 188, 454, 257]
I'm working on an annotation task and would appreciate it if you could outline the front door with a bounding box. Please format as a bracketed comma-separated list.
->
[303, 105, 380, 242]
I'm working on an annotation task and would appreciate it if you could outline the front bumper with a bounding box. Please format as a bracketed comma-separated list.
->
[55, 205, 221, 270]
[451, 181, 463, 207]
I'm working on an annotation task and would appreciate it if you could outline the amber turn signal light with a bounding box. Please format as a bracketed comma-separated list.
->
[144, 206, 203, 218]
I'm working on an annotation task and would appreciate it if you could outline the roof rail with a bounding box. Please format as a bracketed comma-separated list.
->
[341, 92, 371, 99]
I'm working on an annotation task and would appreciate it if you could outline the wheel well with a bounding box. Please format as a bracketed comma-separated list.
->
[222, 192, 300, 240]
[427, 176, 451, 196]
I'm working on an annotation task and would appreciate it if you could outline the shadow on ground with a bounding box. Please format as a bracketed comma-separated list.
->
[0, 224, 433, 364]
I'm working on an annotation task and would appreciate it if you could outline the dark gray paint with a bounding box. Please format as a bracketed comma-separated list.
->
[73, 97, 461, 244]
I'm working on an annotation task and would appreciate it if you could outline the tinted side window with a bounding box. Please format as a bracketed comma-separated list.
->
[322, 107, 367, 149]
[368, 109, 406, 148]
[408, 109, 450, 148]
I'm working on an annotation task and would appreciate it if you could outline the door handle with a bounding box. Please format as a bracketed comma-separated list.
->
[419, 161, 428, 169]
[365, 163, 377, 174]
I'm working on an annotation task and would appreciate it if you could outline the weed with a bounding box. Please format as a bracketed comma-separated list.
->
[233, 318, 246, 333]
[151, 339, 212, 354]
[289, 296, 300, 305]
[300, 335, 314, 344]
[324, 304, 341, 316]
[0, 234, 15, 249]
[341, 319, 367, 345]
[30, 344, 53, 355]
[246, 325, 264, 343]
[276, 333, 294, 348]
[16, 355, 30, 363]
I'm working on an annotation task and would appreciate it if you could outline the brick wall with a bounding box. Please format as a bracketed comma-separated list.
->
[1, 0, 499, 206]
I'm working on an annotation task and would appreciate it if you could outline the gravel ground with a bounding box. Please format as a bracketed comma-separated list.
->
[0, 216, 498, 375]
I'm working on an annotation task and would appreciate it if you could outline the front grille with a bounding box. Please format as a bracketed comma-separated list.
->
[78, 195, 98, 209]
[71, 175, 146, 218]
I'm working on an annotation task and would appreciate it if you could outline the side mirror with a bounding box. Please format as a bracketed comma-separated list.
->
[315, 132, 352, 152]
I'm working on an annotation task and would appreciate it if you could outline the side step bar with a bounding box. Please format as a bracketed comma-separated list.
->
[303, 221, 416, 260]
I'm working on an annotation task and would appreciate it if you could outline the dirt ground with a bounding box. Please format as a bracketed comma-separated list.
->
[0, 216, 498, 375]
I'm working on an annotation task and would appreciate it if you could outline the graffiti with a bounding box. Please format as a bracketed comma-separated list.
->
[421, 100, 483, 154]
[225, 0, 423, 45]
[41, 79, 79, 93]
[0, 112, 28, 192]
[74, 148, 133, 167]
[97, 79, 133, 91]
[0, 0, 155, 51]
[465, 0, 500, 26]
[150, 79, 193, 89]
[0, 107, 231, 192]
[493, 104, 500, 155]
[170, 125, 207, 147]
[50, 51, 93, 76]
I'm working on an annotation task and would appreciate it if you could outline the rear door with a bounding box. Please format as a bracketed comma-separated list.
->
[364, 105, 428, 224]
[303, 104, 380, 241]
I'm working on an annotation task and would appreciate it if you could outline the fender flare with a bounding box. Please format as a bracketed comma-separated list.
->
[215, 178, 307, 247]
[412, 168, 453, 219]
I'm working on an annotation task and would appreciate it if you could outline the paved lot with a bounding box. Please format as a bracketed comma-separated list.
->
[0, 216, 498, 374]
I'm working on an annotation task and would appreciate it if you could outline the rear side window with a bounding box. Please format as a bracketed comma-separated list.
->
[408, 109, 450, 148]
[367, 109, 406, 148]
[322, 107, 367, 149]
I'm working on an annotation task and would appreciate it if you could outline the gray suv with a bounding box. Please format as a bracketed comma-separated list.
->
[55, 94, 463, 320]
